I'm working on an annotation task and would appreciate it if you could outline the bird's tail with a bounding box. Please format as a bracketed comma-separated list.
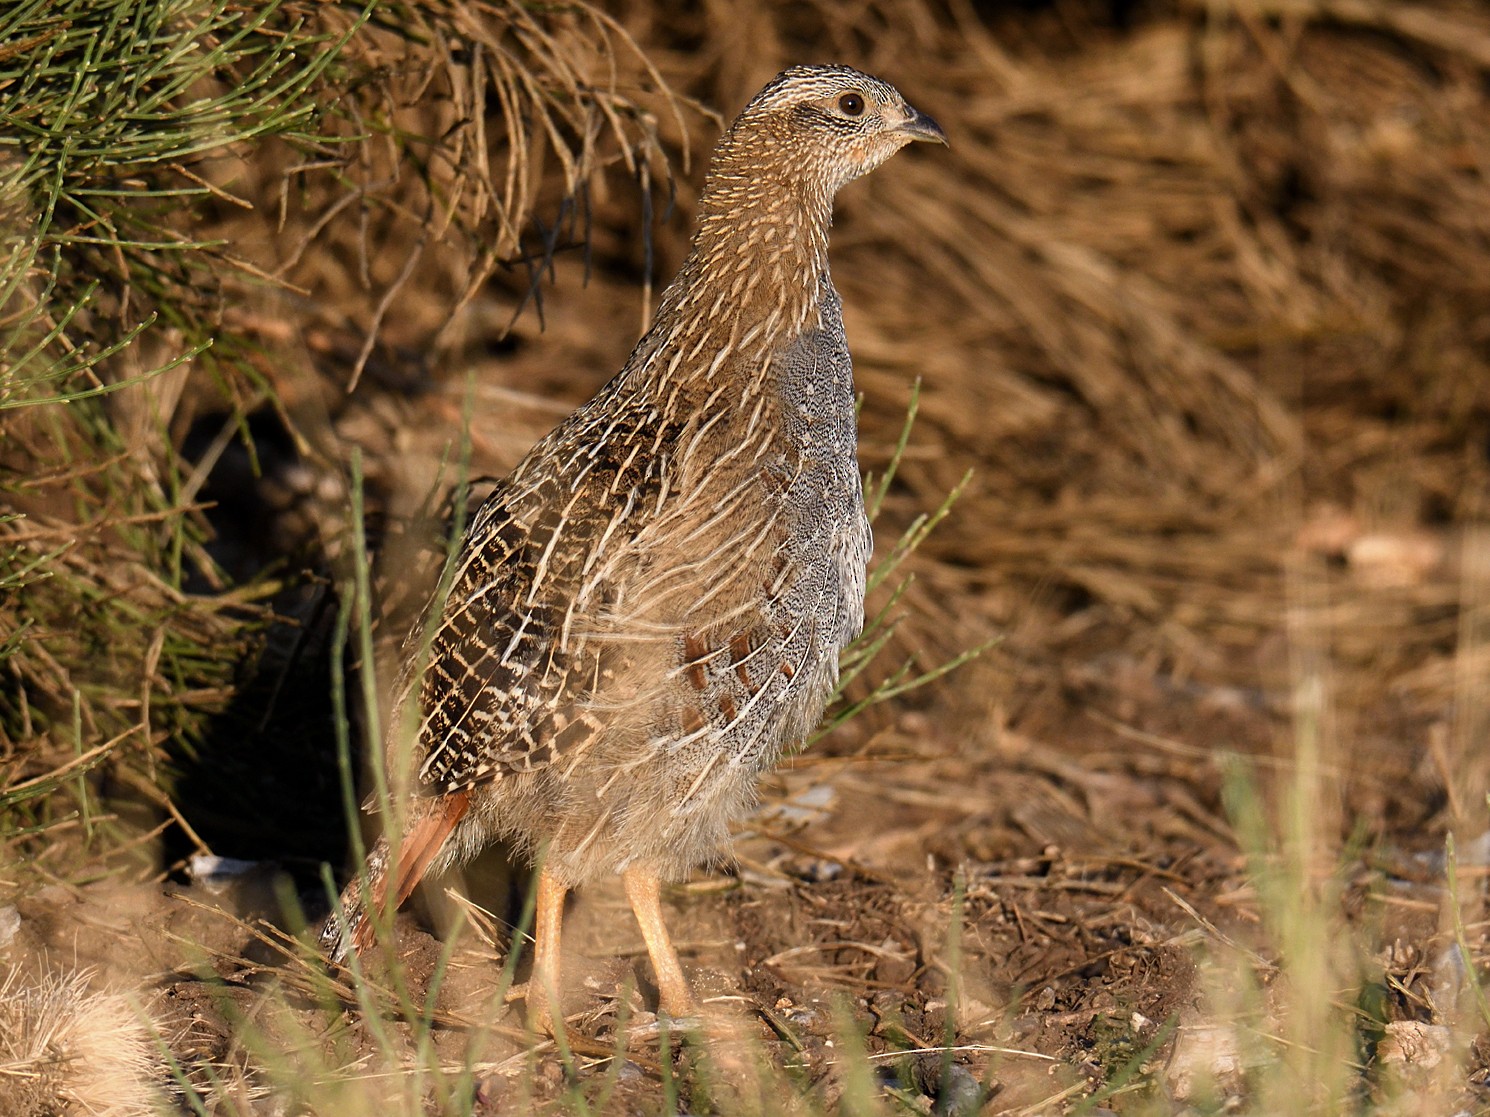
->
[319, 790, 472, 962]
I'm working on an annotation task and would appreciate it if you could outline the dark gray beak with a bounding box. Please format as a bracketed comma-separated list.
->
[897, 106, 948, 146]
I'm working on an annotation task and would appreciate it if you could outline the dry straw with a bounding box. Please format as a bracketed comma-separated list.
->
[0, 966, 166, 1117]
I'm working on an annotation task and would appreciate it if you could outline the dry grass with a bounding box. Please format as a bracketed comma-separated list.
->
[0, 966, 166, 1117]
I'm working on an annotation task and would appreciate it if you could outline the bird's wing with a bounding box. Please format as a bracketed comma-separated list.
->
[410, 403, 674, 793]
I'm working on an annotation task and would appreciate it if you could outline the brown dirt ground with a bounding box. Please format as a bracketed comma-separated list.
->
[7, 671, 1480, 1112]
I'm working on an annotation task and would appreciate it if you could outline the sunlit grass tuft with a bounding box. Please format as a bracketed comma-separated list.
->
[0, 965, 167, 1117]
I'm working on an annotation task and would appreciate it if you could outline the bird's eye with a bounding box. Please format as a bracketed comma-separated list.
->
[838, 92, 865, 117]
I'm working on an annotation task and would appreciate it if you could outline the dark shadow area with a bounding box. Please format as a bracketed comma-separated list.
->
[167, 406, 351, 892]
[165, 593, 349, 888]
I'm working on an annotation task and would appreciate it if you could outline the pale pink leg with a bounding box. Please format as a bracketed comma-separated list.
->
[526, 868, 567, 1034]
[622, 867, 697, 1018]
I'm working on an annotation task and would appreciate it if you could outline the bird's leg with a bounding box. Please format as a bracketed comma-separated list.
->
[622, 867, 697, 1019]
[526, 867, 567, 1034]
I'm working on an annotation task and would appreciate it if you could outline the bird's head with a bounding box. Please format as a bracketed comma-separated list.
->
[707, 64, 946, 210]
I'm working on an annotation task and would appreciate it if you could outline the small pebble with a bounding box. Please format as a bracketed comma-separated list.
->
[1378, 1021, 1453, 1071]
[931, 1065, 985, 1117]
[188, 854, 261, 893]
[1166, 1024, 1247, 1101]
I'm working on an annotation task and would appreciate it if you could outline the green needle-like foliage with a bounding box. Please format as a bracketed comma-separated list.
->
[0, 0, 357, 850]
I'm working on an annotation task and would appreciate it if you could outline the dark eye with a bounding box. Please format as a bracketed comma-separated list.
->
[838, 92, 865, 117]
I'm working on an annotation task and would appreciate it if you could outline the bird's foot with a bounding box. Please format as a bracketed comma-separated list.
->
[656, 987, 700, 1028]
[503, 979, 560, 1036]
[619, 1006, 702, 1041]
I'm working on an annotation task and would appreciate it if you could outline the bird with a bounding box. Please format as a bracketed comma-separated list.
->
[320, 64, 946, 1030]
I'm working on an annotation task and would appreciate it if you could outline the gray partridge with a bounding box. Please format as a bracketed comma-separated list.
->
[321, 64, 945, 1029]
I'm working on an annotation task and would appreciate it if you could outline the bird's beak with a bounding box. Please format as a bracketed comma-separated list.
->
[895, 106, 948, 146]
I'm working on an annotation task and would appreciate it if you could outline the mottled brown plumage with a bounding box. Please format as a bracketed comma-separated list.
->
[321, 65, 945, 1027]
